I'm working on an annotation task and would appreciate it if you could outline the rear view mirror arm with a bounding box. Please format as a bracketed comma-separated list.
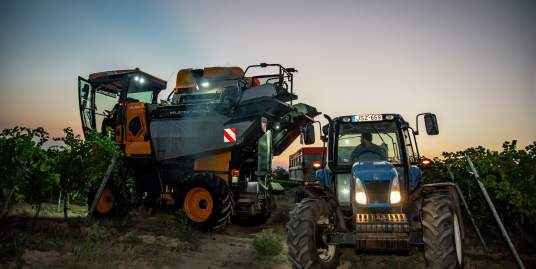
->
[321, 115, 333, 169]
[414, 113, 427, 135]
[407, 126, 421, 160]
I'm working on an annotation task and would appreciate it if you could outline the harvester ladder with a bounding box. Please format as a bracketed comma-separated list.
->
[88, 155, 118, 218]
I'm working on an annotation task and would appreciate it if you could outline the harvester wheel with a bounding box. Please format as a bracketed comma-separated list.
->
[180, 174, 233, 231]
[88, 181, 123, 218]
[422, 192, 464, 269]
[287, 198, 341, 269]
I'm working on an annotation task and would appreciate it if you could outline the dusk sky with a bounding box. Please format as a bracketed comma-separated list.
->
[1, 0, 535, 167]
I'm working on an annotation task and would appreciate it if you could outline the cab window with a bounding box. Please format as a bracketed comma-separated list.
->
[337, 121, 402, 165]
[127, 75, 157, 103]
[403, 129, 416, 163]
[127, 91, 153, 103]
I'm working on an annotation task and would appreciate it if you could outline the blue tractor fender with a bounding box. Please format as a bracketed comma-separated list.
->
[409, 165, 422, 190]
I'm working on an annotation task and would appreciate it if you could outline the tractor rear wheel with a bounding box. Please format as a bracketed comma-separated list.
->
[287, 198, 341, 269]
[422, 192, 464, 269]
[180, 174, 234, 231]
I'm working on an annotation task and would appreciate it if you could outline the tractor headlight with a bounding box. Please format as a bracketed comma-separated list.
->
[390, 175, 401, 204]
[354, 177, 367, 205]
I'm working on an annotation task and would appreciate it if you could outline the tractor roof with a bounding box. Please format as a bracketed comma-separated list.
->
[88, 69, 167, 90]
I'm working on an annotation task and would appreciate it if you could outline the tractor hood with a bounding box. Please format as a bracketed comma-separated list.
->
[351, 161, 399, 206]
[352, 161, 397, 182]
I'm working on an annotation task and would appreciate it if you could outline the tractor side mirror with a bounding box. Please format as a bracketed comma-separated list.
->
[424, 113, 439, 135]
[303, 124, 316, 145]
[322, 124, 329, 136]
[321, 124, 329, 142]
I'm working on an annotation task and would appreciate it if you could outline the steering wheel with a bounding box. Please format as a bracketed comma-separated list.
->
[352, 149, 383, 162]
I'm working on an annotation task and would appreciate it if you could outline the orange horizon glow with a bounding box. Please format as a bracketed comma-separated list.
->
[1, 1, 535, 170]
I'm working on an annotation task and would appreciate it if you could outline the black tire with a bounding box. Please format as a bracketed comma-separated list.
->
[294, 190, 309, 203]
[422, 192, 464, 269]
[287, 198, 341, 269]
[87, 181, 124, 218]
[179, 173, 234, 231]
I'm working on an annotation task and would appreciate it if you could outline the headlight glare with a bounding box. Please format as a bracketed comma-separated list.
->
[354, 177, 367, 205]
[390, 175, 401, 204]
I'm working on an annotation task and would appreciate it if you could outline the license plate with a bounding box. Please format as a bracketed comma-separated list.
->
[352, 114, 383, 122]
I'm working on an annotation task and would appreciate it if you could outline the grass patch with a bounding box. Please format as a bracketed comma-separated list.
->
[174, 210, 199, 251]
[250, 228, 285, 259]
[9, 202, 88, 218]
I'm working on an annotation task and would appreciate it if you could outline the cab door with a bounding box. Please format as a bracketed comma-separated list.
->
[78, 76, 119, 136]
[78, 76, 95, 135]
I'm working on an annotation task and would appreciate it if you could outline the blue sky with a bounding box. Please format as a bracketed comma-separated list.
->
[1, 0, 535, 167]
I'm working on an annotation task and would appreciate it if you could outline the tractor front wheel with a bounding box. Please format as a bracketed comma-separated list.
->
[287, 198, 341, 269]
[422, 192, 464, 269]
[180, 174, 234, 231]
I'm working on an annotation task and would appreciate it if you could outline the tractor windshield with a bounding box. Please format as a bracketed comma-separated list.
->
[337, 121, 402, 165]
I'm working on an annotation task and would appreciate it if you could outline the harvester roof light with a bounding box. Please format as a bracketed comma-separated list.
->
[139, 77, 145, 84]
[344, 139, 350, 145]
[385, 114, 395, 120]
[201, 81, 210, 88]
[274, 122, 281, 130]
[134, 76, 139, 81]
[342, 117, 351, 123]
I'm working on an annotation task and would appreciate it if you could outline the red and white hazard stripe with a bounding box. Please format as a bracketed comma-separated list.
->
[224, 128, 237, 143]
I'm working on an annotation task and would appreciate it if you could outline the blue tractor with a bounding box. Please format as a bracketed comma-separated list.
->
[287, 113, 464, 269]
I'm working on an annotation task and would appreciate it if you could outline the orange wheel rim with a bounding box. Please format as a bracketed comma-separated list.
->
[183, 187, 213, 222]
[96, 188, 114, 214]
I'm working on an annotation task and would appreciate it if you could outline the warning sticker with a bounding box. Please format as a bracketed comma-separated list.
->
[224, 128, 237, 143]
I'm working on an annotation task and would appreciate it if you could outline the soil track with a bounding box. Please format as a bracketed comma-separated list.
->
[1, 192, 535, 268]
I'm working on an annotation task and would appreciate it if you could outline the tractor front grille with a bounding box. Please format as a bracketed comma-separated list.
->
[365, 181, 390, 204]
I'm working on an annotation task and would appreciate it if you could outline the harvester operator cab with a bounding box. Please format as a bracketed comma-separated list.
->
[77, 69, 167, 142]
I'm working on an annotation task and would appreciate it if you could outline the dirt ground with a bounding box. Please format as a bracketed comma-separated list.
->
[1, 192, 535, 269]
